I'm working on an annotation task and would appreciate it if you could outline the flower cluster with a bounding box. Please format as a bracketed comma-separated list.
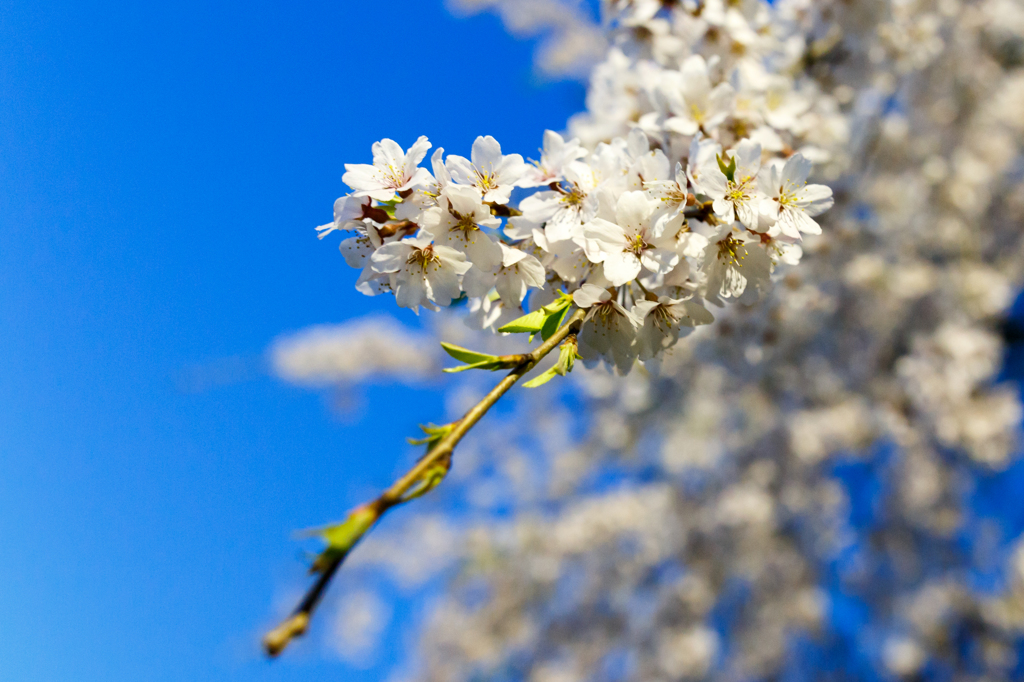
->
[318, 108, 832, 373]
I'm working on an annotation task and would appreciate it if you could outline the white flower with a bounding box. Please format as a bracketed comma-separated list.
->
[339, 222, 384, 270]
[758, 153, 834, 238]
[685, 134, 723, 195]
[446, 135, 528, 204]
[645, 161, 692, 233]
[422, 185, 504, 271]
[696, 139, 764, 229]
[330, 213, 394, 297]
[632, 295, 715, 360]
[395, 147, 448, 221]
[370, 237, 470, 311]
[316, 195, 382, 240]
[582, 191, 679, 287]
[663, 214, 711, 260]
[342, 136, 433, 202]
[517, 160, 599, 243]
[519, 130, 588, 188]
[701, 225, 772, 306]
[762, 76, 813, 132]
[572, 283, 642, 374]
[540, 230, 594, 283]
[463, 243, 546, 307]
[661, 55, 736, 136]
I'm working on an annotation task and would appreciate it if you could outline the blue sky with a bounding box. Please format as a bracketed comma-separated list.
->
[0, 2, 586, 679]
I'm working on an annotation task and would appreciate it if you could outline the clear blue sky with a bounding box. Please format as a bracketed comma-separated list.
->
[0, 2, 585, 680]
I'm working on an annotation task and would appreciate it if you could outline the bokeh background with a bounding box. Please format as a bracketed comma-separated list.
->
[3, 1, 1024, 681]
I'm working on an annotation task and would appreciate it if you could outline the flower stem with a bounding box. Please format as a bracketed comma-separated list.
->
[263, 307, 587, 657]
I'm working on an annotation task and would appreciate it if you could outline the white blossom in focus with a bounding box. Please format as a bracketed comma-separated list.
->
[758, 154, 834, 238]
[342, 136, 433, 202]
[370, 237, 470, 312]
[446, 135, 528, 204]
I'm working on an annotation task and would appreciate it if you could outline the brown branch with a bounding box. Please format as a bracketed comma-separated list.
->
[262, 308, 588, 657]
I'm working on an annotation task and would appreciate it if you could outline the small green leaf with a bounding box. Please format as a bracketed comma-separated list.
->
[523, 366, 560, 388]
[498, 308, 550, 334]
[498, 294, 573, 335]
[524, 336, 580, 389]
[407, 422, 453, 445]
[556, 337, 579, 375]
[308, 504, 380, 571]
[442, 359, 505, 373]
[400, 453, 453, 503]
[322, 506, 377, 550]
[440, 342, 497, 365]
[540, 302, 571, 341]
[717, 153, 736, 182]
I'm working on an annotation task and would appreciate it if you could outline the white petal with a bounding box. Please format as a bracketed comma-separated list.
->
[403, 136, 432, 174]
[462, 266, 495, 298]
[370, 242, 411, 273]
[573, 283, 610, 308]
[394, 270, 427, 309]
[339, 236, 373, 268]
[602, 250, 643, 287]
[640, 248, 680, 275]
[471, 135, 503, 171]
[782, 154, 812, 186]
[798, 184, 834, 217]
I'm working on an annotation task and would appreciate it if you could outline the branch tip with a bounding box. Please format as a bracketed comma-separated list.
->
[263, 612, 310, 658]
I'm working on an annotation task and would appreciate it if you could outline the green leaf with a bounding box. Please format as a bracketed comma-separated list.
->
[540, 302, 571, 341]
[440, 342, 497, 365]
[717, 153, 736, 183]
[524, 336, 580, 389]
[556, 337, 579, 375]
[308, 504, 380, 571]
[497, 308, 550, 334]
[442, 359, 506, 373]
[400, 453, 453, 503]
[523, 366, 560, 388]
[498, 294, 573, 335]
[407, 422, 453, 445]
[322, 506, 378, 550]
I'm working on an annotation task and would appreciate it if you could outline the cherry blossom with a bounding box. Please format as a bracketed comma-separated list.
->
[582, 191, 680, 287]
[341, 136, 433, 202]
[446, 135, 528, 204]
[370, 237, 470, 312]
[758, 154, 835, 238]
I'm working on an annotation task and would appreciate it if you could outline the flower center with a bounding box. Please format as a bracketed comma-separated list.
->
[407, 245, 440, 268]
[475, 170, 498, 191]
[628, 234, 650, 256]
[651, 304, 679, 330]
[561, 186, 585, 207]
[717, 234, 745, 265]
[778, 183, 800, 208]
[382, 164, 404, 189]
[726, 177, 753, 204]
[453, 211, 478, 235]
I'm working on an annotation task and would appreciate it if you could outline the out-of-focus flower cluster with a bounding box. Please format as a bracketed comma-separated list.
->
[317, 27, 835, 372]
[286, 0, 1024, 679]
[270, 316, 437, 386]
[445, 0, 607, 78]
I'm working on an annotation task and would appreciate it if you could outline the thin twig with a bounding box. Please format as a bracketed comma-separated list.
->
[263, 308, 588, 657]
